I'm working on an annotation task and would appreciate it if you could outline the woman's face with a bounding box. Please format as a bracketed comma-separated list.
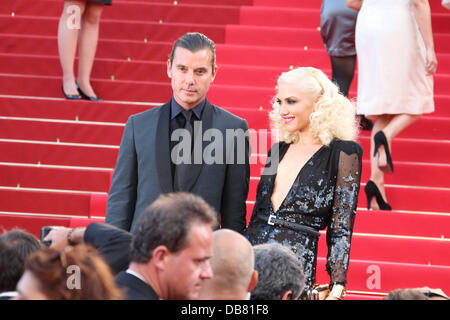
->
[15, 271, 48, 300]
[275, 82, 316, 134]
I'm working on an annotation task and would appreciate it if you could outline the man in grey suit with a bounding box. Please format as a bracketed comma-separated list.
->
[105, 32, 250, 233]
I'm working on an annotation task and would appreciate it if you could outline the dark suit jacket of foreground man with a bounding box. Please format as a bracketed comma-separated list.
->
[105, 99, 250, 232]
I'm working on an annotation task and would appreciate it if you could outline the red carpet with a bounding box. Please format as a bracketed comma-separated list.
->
[1, 0, 449, 300]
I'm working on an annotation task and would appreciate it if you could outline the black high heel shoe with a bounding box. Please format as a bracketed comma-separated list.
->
[62, 85, 82, 100]
[373, 130, 393, 174]
[364, 180, 392, 211]
[76, 83, 103, 101]
[358, 115, 373, 131]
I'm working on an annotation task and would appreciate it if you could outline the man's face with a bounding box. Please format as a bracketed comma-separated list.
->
[167, 47, 217, 110]
[164, 223, 214, 300]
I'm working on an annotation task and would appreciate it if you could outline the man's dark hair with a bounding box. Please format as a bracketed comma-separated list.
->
[0, 229, 42, 292]
[251, 242, 305, 300]
[130, 192, 218, 263]
[169, 32, 217, 72]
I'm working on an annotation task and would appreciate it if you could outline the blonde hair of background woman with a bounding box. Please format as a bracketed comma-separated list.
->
[270, 67, 359, 145]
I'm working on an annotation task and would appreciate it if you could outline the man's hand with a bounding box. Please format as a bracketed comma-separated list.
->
[43, 227, 71, 251]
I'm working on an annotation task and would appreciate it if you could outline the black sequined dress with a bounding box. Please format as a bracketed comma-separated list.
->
[244, 139, 362, 294]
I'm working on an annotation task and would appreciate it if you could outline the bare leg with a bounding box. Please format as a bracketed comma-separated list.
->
[77, 2, 104, 98]
[382, 114, 422, 142]
[58, 0, 86, 96]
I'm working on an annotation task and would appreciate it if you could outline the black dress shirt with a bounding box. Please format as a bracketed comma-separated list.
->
[169, 97, 206, 179]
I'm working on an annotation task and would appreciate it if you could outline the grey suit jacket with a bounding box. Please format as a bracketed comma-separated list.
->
[105, 99, 250, 232]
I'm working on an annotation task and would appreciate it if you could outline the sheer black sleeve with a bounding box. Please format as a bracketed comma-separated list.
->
[326, 141, 363, 286]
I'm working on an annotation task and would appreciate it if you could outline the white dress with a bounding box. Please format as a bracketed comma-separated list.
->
[355, 0, 434, 117]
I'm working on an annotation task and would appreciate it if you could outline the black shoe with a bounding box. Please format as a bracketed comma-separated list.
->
[76, 83, 103, 101]
[359, 115, 373, 131]
[373, 130, 394, 174]
[364, 180, 392, 211]
[62, 85, 82, 100]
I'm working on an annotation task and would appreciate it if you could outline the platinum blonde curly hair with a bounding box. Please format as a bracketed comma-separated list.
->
[269, 67, 359, 146]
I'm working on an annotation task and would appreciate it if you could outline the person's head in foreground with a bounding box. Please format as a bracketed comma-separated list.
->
[251, 242, 305, 300]
[385, 287, 449, 300]
[16, 244, 121, 300]
[0, 229, 41, 297]
[129, 192, 218, 300]
[198, 229, 258, 300]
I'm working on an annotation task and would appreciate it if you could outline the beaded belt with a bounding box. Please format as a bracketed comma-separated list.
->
[258, 214, 321, 238]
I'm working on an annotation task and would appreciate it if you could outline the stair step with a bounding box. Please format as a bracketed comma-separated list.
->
[0, 164, 112, 193]
[0, 118, 124, 146]
[316, 258, 450, 294]
[357, 136, 450, 164]
[0, 72, 276, 109]
[90, 193, 450, 238]
[358, 116, 450, 140]
[0, 34, 333, 69]
[0, 96, 153, 123]
[0, 140, 118, 168]
[3, 33, 450, 76]
[0, 53, 287, 88]
[317, 233, 450, 265]
[225, 24, 450, 53]
[353, 210, 450, 239]
[0, 213, 72, 237]
[2, 114, 450, 148]
[0, 188, 92, 217]
[0, 96, 270, 127]
[2, 73, 450, 115]
[2, 14, 450, 54]
[0, 15, 227, 43]
[2, 54, 450, 98]
[2, 0, 243, 25]
[239, 6, 450, 34]
[248, 178, 450, 213]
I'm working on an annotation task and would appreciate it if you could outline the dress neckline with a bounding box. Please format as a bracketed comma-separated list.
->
[270, 143, 326, 213]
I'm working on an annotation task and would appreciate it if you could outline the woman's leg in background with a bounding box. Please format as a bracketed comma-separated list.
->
[382, 114, 422, 143]
[330, 55, 356, 97]
[369, 113, 422, 209]
[369, 115, 391, 209]
[77, 2, 104, 98]
[330, 55, 373, 130]
[58, 0, 86, 96]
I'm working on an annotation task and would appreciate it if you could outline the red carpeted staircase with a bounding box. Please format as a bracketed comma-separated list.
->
[1, 0, 450, 300]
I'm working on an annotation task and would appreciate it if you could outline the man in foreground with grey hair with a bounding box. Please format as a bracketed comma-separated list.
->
[251, 242, 305, 300]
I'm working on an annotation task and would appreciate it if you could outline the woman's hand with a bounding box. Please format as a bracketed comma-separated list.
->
[346, 0, 363, 10]
[425, 47, 438, 75]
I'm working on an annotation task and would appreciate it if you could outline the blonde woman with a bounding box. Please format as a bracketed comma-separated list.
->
[244, 67, 362, 300]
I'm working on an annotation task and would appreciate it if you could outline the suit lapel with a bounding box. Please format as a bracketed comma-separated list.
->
[155, 102, 174, 193]
[182, 99, 214, 192]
